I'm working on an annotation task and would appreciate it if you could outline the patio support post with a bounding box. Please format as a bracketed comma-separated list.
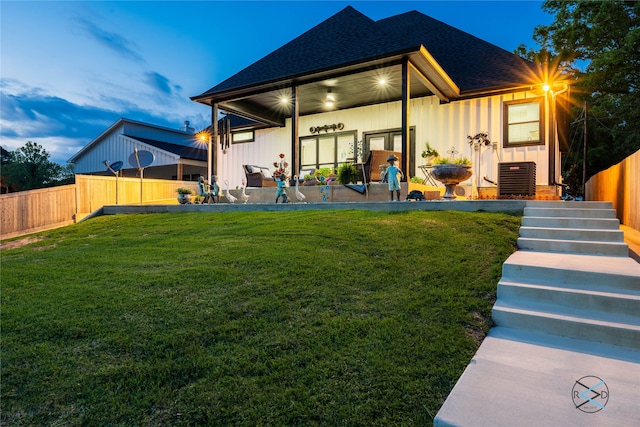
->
[401, 59, 411, 180]
[211, 103, 218, 179]
[291, 86, 299, 177]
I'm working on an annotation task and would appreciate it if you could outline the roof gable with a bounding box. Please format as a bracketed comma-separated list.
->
[194, 6, 536, 100]
[376, 11, 536, 91]
[207, 6, 386, 94]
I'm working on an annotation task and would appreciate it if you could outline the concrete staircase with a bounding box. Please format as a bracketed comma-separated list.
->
[434, 201, 640, 426]
[493, 201, 639, 350]
[517, 201, 628, 256]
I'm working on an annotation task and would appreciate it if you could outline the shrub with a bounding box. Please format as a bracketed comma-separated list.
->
[337, 162, 359, 184]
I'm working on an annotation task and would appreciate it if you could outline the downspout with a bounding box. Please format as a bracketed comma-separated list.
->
[211, 103, 218, 180]
[401, 59, 410, 180]
[548, 83, 569, 186]
[291, 85, 299, 178]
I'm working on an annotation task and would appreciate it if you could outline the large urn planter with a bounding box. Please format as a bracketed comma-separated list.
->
[176, 187, 194, 204]
[430, 164, 472, 199]
[177, 193, 192, 204]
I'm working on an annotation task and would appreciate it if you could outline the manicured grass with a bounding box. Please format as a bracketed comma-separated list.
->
[1, 210, 520, 426]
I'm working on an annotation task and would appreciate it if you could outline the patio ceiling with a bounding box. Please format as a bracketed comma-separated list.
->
[204, 57, 453, 128]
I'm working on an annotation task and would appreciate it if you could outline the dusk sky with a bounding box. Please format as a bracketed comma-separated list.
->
[1, 1, 553, 164]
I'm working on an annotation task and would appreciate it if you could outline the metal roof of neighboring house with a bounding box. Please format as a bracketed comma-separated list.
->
[69, 118, 197, 163]
[125, 136, 207, 161]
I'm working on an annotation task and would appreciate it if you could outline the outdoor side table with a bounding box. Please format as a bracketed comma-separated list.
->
[418, 164, 438, 186]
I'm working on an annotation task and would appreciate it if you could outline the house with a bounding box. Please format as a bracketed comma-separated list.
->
[191, 6, 570, 197]
[69, 118, 208, 181]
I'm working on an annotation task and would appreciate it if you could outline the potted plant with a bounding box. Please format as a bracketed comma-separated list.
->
[337, 162, 359, 184]
[421, 142, 440, 164]
[176, 187, 194, 204]
[430, 156, 472, 199]
[303, 173, 318, 186]
[311, 167, 335, 185]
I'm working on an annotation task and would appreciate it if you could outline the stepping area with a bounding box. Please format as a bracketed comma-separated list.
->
[435, 201, 640, 426]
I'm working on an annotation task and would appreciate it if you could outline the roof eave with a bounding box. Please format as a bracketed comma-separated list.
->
[190, 49, 420, 105]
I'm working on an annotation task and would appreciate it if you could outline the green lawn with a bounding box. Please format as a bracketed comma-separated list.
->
[1, 210, 520, 426]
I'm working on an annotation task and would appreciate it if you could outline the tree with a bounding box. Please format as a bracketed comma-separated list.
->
[518, 0, 640, 180]
[1, 141, 74, 191]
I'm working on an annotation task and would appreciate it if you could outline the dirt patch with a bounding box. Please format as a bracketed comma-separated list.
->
[0, 236, 44, 251]
[465, 311, 490, 346]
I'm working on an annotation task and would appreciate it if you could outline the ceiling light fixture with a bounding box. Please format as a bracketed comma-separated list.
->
[325, 89, 335, 108]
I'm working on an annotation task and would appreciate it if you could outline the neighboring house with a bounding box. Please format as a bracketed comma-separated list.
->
[191, 6, 571, 195]
[69, 118, 207, 181]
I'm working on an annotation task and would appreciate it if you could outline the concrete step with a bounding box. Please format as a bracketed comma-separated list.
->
[434, 327, 640, 427]
[525, 200, 613, 209]
[501, 251, 640, 295]
[519, 226, 625, 242]
[497, 279, 640, 318]
[492, 301, 640, 350]
[523, 206, 617, 218]
[517, 237, 629, 256]
[521, 216, 620, 230]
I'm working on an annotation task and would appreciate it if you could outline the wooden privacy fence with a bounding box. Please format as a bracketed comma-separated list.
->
[585, 148, 639, 231]
[0, 184, 77, 239]
[0, 175, 199, 240]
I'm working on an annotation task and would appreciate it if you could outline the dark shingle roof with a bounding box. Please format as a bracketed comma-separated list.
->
[195, 6, 536, 99]
[125, 136, 207, 161]
[375, 11, 536, 90]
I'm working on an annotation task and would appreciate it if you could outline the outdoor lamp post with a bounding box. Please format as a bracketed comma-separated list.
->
[198, 131, 212, 183]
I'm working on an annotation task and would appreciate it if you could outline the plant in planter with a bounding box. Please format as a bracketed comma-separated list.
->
[430, 155, 472, 199]
[336, 162, 359, 184]
[303, 174, 318, 186]
[176, 187, 194, 204]
[312, 167, 335, 185]
[421, 142, 440, 164]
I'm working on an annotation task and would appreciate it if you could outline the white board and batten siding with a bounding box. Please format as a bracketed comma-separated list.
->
[217, 91, 553, 188]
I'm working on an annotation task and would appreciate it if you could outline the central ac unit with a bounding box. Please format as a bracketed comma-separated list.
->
[498, 162, 536, 198]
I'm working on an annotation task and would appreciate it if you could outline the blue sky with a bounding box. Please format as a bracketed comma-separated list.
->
[1, 1, 552, 164]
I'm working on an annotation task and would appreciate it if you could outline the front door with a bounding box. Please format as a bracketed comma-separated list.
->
[363, 127, 416, 177]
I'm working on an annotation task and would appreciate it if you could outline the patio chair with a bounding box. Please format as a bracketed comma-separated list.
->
[362, 150, 402, 182]
[243, 165, 278, 187]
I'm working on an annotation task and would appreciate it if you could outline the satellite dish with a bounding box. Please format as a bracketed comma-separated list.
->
[103, 160, 124, 205]
[104, 160, 123, 175]
[128, 149, 155, 205]
[128, 149, 154, 169]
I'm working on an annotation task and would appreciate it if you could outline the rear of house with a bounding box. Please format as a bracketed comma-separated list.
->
[192, 6, 570, 198]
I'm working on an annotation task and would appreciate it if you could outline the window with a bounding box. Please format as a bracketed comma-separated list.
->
[503, 98, 544, 147]
[300, 131, 357, 170]
[232, 130, 254, 143]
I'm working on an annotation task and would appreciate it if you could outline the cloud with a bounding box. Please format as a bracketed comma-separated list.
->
[0, 79, 199, 164]
[77, 18, 144, 63]
[144, 72, 182, 96]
